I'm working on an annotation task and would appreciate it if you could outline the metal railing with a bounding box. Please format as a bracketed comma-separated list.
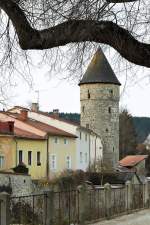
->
[110, 186, 126, 216]
[8, 183, 150, 225]
[10, 193, 46, 225]
[132, 184, 144, 210]
[0, 199, 2, 225]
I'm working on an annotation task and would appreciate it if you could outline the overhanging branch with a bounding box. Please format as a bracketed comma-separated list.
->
[0, 0, 149, 68]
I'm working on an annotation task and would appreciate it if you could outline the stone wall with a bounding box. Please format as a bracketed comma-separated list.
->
[0, 172, 33, 196]
[80, 83, 120, 167]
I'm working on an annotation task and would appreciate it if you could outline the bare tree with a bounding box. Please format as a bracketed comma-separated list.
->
[0, 0, 149, 101]
[0, 0, 149, 67]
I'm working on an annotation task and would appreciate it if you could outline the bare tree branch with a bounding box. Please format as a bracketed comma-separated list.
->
[0, 0, 149, 68]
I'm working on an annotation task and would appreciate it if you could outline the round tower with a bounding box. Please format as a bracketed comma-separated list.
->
[79, 48, 121, 168]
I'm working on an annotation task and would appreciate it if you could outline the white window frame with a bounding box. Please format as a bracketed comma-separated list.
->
[18, 150, 23, 164]
[0, 155, 4, 169]
[50, 154, 56, 170]
[85, 134, 87, 141]
[80, 152, 83, 163]
[64, 138, 68, 144]
[54, 137, 58, 144]
[85, 153, 88, 163]
[66, 156, 71, 169]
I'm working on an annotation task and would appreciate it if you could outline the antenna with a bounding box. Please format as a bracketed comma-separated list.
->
[35, 90, 40, 105]
[35, 89, 47, 105]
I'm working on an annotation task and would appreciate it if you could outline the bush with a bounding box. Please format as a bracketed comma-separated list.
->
[13, 163, 28, 174]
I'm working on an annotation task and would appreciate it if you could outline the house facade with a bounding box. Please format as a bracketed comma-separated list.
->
[8, 107, 103, 172]
[0, 112, 78, 179]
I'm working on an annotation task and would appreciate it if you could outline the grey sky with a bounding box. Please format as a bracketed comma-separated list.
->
[4, 49, 150, 117]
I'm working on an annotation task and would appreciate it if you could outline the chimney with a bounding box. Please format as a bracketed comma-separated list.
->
[19, 110, 28, 121]
[53, 109, 59, 119]
[31, 103, 39, 112]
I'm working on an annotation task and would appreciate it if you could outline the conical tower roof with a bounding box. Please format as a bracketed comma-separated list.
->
[79, 47, 121, 85]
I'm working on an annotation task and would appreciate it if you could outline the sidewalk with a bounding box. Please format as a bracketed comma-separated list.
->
[90, 209, 150, 225]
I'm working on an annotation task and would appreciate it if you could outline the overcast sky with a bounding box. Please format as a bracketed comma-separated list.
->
[4, 48, 150, 117]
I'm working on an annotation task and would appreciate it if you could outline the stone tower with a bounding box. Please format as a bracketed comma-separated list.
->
[79, 48, 121, 168]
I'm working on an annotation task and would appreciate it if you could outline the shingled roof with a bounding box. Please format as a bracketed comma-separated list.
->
[79, 47, 121, 86]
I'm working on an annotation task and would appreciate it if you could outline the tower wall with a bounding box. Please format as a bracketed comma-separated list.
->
[80, 83, 120, 167]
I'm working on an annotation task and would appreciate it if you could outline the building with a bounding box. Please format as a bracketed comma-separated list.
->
[0, 121, 47, 179]
[0, 111, 78, 179]
[79, 47, 121, 168]
[8, 106, 103, 172]
[119, 155, 148, 178]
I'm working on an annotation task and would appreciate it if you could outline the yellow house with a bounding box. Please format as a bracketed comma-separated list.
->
[0, 121, 47, 180]
[19, 118, 77, 179]
[0, 113, 77, 180]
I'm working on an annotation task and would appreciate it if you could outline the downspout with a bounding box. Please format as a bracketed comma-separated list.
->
[14, 137, 18, 167]
[46, 135, 49, 180]
[89, 133, 91, 171]
[95, 135, 97, 171]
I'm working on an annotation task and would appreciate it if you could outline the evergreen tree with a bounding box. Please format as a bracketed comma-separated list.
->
[119, 109, 137, 159]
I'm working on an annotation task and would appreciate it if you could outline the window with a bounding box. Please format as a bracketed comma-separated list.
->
[108, 107, 111, 114]
[85, 134, 87, 141]
[80, 132, 82, 139]
[106, 128, 108, 132]
[82, 106, 85, 113]
[80, 152, 83, 163]
[28, 151, 32, 165]
[19, 150, 23, 164]
[9, 124, 13, 133]
[66, 156, 71, 169]
[85, 153, 88, 163]
[37, 152, 41, 166]
[51, 155, 56, 170]
[88, 90, 90, 99]
[64, 138, 68, 144]
[0, 156, 4, 169]
[109, 89, 113, 94]
[86, 124, 89, 129]
[54, 137, 58, 144]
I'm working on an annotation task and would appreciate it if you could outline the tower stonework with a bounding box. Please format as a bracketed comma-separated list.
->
[79, 48, 121, 168]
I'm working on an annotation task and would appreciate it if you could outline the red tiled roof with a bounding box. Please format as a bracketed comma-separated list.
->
[3, 111, 77, 138]
[9, 113, 77, 138]
[7, 106, 29, 111]
[119, 155, 148, 167]
[22, 119, 77, 138]
[7, 106, 79, 126]
[14, 127, 46, 140]
[36, 110, 79, 126]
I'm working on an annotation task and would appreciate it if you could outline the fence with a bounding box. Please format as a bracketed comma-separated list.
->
[0, 181, 150, 225]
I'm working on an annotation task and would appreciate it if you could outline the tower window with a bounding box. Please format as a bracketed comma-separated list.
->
[82, 106, 85, 113]
[109, 89, 113, 94]
[106, 128, 108, 132]
[86, 124, 89, 129]
[108, 107, 111, 113]
[88, 90, 90, 99]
